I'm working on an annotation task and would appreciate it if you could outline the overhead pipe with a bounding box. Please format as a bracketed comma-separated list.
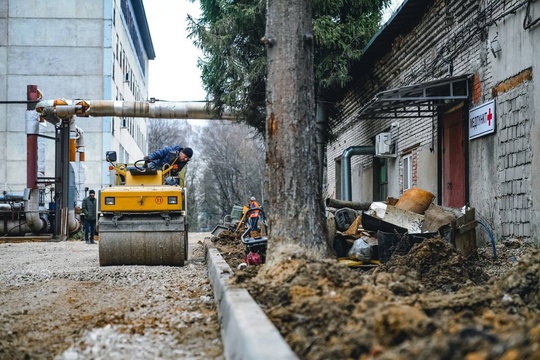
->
[341, 146, 375, 201]
[35, 100, 235, 122]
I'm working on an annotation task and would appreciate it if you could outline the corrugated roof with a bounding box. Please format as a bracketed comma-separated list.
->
[361, 0, 433, 61]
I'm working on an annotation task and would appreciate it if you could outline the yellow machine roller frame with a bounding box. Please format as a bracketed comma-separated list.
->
[98, 151, 188, 266]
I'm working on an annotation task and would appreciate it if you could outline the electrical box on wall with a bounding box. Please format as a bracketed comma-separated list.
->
[375, 132, 396, 158]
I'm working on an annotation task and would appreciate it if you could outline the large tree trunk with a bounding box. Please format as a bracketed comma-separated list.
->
[264, 0, 332, 267]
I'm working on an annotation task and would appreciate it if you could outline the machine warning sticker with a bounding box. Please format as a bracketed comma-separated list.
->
[155, 197, 164, 204]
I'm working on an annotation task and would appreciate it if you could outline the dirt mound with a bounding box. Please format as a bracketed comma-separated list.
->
[380, 238, 490, 292]
[226, 238, 540, 360]
[211, 231, 246, 269]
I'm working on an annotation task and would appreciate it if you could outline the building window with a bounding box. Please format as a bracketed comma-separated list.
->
[403, 154, 413, 191]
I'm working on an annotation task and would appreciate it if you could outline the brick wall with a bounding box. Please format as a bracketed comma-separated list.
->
[326, 0, 525, 204]
[496, 80, 533, 239]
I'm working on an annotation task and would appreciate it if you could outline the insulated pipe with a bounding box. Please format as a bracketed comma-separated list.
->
[341, 146, 375, 201]
[0, 193, 25, 201]
[23, 188, 47, 233]
[68, 209, 80, 233]
[74, 124, 85, 154]
[325, 198, 371, 210]
[0, 220, 42, 236]
[36, 100, 234, 121]
[26, 85, 40, 190]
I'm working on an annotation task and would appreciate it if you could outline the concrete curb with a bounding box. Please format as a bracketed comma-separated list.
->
[205, 241, 298, 360]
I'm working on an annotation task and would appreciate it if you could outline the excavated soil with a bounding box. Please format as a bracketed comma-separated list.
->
[213, 231, 540, 360]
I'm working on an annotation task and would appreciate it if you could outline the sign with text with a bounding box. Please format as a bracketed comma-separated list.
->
[469, 100, 496, 140]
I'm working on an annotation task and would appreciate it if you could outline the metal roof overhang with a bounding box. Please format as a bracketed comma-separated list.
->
[356, 74, 471, 120]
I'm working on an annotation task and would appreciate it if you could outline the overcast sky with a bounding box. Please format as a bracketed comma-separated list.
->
[142, 0, 206, 102]
[141, 0, 403, 102]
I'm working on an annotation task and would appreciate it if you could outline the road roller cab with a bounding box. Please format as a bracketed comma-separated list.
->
[98, 151, 188, 267]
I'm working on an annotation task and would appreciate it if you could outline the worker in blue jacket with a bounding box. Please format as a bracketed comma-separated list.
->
[144, 145, 193, 185]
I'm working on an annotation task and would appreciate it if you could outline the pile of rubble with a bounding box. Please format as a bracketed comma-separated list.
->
[326, 187, 482, 267]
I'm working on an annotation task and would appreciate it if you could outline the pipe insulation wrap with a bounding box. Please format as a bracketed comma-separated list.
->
[36, 100, 235, 120]
[24, 188, 47, 233]
[68, 209, 80, 233]
[25, 110, 39, 134]
[0, 193, 25, 201]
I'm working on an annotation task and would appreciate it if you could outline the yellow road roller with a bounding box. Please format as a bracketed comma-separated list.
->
[98, 151, 188, 266]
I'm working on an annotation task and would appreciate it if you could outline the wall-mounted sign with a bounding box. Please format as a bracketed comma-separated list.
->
[469, 100, 496, 140]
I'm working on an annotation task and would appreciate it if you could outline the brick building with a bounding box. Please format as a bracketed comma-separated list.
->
[325, 0, 540, 243]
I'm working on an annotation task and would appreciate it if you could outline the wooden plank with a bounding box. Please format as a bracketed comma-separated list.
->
[456, 220, 477, 235]
[453, 208, 477, 257]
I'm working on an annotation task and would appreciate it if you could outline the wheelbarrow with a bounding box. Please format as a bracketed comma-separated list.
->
[241, 208, 268, 265]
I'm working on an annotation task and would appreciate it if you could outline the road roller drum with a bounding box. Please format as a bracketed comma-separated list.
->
[97, 151, 189, 267]
[99, 214, 186, 266]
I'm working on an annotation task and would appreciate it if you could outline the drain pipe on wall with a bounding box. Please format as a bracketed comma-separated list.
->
[341, 146, 375, 201]
[316, 103, 327, 190]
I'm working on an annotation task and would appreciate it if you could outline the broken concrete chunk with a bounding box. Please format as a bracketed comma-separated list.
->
[383, 205, 424, 234]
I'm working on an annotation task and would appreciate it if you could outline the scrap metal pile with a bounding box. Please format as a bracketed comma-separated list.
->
[212, 187, 483, 269]
[326, 187, 480, 268]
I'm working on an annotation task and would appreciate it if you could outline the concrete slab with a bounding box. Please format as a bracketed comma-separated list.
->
[205, 241, 298, 360]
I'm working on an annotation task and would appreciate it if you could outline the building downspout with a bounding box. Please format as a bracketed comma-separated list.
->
[341, 146, 375, 201]
[316, 103, 327, 189]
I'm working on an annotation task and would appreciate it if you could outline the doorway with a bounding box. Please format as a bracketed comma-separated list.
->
[373, 157, 388, 201]
[441, 106, 467, 207]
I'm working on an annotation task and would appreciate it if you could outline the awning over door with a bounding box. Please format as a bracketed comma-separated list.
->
[356, 74, 471, 120]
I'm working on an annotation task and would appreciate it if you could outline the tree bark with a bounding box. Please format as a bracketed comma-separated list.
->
[264, 0, 332, 267]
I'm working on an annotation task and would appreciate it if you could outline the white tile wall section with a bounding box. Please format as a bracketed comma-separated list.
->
[0, 0, 151, 193]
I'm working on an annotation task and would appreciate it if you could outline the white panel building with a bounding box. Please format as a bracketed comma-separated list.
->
[0, 0, 155, 203]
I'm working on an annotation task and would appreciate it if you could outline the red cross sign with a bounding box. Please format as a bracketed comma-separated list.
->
[469, 100, 496, 140]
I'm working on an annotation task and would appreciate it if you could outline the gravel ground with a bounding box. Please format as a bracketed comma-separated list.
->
[0, 232, 223, 360]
